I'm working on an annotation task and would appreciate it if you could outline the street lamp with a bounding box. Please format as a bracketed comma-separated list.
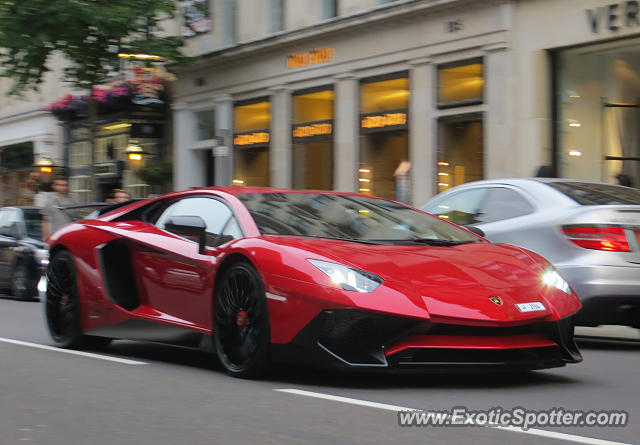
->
[124, 141, 147, 162]
[34, 155, 56, 174]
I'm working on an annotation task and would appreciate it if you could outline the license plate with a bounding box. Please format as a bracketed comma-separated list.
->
[516, 302, 546, 313]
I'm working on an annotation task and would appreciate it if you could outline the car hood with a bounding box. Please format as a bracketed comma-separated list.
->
[261, 236, 580, 323]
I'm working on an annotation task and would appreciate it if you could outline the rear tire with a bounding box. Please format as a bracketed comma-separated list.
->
[214, 261, 270, 378]
[45, 250, 111, 349]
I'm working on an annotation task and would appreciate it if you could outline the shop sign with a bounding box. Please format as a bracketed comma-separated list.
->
[292, 121, 333, 140]
[360, 111, 408, 131]
[234, 131, 270, 147]
[586, 2, 640, 33]
[286, 48, 334, 69]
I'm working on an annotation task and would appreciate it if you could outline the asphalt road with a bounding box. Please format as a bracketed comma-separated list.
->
[1, 296, 638, 445]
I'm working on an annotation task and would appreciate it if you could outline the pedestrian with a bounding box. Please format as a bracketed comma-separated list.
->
[615, 173, 633, 188]
[40, 177, 79, 239]
[112, 188, 131, 203]
[394, 159, 412, 204]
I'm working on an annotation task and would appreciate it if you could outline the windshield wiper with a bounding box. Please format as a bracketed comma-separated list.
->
[312, 236, 385, 245]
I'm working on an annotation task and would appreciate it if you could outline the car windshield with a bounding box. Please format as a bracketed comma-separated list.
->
[237, 192, 481, 244]
[545, 181, 640, 205]
[22, 209, 43, 240]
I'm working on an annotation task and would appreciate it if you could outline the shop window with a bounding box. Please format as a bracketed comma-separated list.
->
[361, 76, 409, 114]
[437, 59, 484, 108]
[180, 0, 212, 37]
[223, 0, 237, 45]
[269, 0, 284, 33]
[292, 88, 334, 190]
[70, 175, 92, 202]
[195, 109, 216, 141]
[70, 141, 91, 167]
[359, 74, 410, 202]
[322, 0, 338, 19]
[436, 114, 483, 193]
[555, 37, 640, 184]
[233, 99, 271, 186]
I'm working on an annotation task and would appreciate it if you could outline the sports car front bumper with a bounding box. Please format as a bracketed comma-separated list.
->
[271, 310, 582, 372]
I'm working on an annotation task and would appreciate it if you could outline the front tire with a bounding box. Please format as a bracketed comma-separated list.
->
[45, 250, 111, 349]
[214, 261, 270, 378]
[12, 261, 36, 301]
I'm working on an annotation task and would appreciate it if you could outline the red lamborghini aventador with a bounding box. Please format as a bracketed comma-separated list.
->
[43, 188, 582, 377]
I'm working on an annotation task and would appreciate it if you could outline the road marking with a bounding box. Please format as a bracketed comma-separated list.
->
[0, 337, 147, 365]
[275, 389, 632, 445]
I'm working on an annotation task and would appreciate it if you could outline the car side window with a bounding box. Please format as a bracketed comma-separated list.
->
[156, 197, 237, 247]
[424, 189, 488, 225]
[0, 210, 8, 230]
[0, 210, 21, 237]
[477, 187, 534, 223]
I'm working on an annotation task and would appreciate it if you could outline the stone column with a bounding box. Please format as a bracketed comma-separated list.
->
[484, 43, 513, 179]
[269, 86, 292, 188]
[213, 94, 234, 186]
[172, 102, 203, 190]
[333, 73, 359, 192]
[409, 57, 434, 206]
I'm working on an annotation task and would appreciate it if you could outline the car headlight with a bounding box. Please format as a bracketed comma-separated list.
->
[542, 267, 572, 295]
[307, 259, 383, 293]
[35, 249, 49, 266]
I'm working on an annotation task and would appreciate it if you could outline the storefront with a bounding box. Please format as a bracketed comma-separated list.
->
[514, 0, 640, 187]
[0, 111, 60, 206]
[51, 66, 172, 202]
[171, 0, 516, 205]
[232, 99, 271, 187]
[359, 74, 409, 201]
[292, 87, 334, 190]
[554, 37, 640, 185]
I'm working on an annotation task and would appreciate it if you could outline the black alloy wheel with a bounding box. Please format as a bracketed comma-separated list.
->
[45, 250, 110, 349]
[12, 261, 35, 301]
[214, 261, 270, 378]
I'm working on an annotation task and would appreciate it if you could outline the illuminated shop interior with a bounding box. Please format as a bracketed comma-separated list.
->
[436, 113, 484, 193]
[359, 76, 410, 201]
[437, 59, 484, 107]
[233, 100, 271, 186]
[292, 88, 334, 190]
[556, 37, 640, 184]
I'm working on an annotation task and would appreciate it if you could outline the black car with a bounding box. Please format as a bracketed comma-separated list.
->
[0, 206, 48, 300]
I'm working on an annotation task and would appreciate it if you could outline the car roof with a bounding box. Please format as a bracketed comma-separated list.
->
[0, 206, 40, 211]
[191, 186, 376, 197]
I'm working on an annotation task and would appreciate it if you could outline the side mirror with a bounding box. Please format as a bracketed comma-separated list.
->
[465, 225, 485, 238]
[164, 215, 207, 254]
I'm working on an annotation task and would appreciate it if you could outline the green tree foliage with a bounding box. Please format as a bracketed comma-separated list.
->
[0, 0, 188, 94]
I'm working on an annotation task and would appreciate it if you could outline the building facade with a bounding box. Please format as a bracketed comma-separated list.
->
[172, 0, 640, 206]
[0, 55, 71, 205]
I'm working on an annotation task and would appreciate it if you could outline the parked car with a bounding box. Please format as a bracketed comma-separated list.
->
[0, 206, 49, 300]
[43, 187, 581, 378]
[422, 178, 640, 328]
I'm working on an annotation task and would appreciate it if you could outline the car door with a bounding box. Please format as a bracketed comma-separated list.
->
[132, 196, 242, 329]
[0, 209, 10, 283]
[0, 209, 21, 284]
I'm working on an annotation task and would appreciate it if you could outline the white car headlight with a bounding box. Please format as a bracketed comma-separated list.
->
[308, 259, 383, 293]
[542, 268, 572, 295]
[35, 249, 49, 266]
